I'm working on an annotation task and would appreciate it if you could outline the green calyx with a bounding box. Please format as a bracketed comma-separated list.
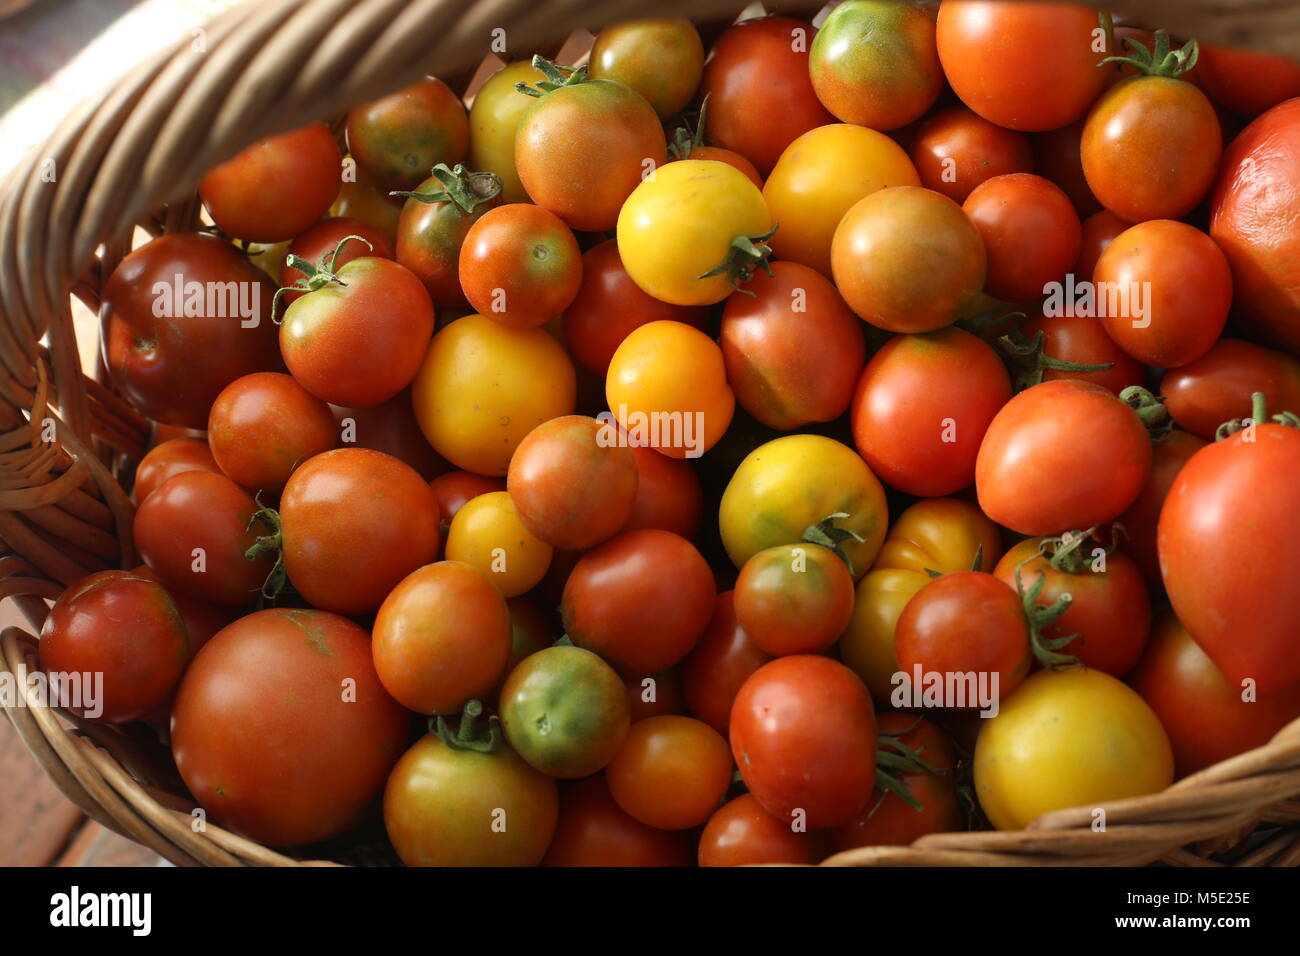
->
[389, 162, 502, 215]
[697, 223, 779, 296]
[1120, 385, 1174, 442]
[515, 55, 589, 97]
[1011, 542, 1082, 670]
[1216, 391, 1300, 439]
[1040, 525, 1124, 576]
[1100, 29, 1199, 78]
[433, 700, 501, 753]
[271, 234, 374, 322]
[874, 719, 945, 814]
[802, 512, 866, 577]
[997, 327, 1115, 392]
[668, 93, 712, 160]
[244, 496, 287, 602]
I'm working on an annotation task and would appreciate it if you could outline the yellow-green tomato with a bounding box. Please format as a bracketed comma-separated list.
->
[838, 568, 928, 703]
[589, 18, 705, 119]
[468, 60, 545, 203]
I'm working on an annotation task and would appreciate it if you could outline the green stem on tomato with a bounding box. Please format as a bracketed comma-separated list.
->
[390, 163, 502, 215]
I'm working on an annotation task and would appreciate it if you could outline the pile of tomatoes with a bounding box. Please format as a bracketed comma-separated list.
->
[37, 1, 1300, 866]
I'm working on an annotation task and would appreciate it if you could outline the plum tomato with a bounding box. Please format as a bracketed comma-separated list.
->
[909, 105, 1034, 204]
[588, 17, 704, 119]
[734, 543, 855, 656]
[1160, 338, 1300, 442]
[605, 715, 732, 830]
[459, 203, 582, 328]
[963, 173, 1082, 303]
[444, 490, 552, 598]
[345, 77, 469, 192]
[699, 793, 815, 867]
[681, 591, 772, 735]
[133, 437, 220, 504]
[542, 776, 691, 867]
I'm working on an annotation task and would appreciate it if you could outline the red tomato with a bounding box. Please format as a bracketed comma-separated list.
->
[681, 591, 772, 735]
[623, 669, 684, 723]
[699, 794, 815, 867]
[1019, 311, 1144, 396]
[278, 216, 395, 308]
[394, 165, 502, 309]
[720, 261, 866, 430]
[459, 203, 582, 328]
[909, 105, 1034, 204]
[730, 655, 877, 829]
[330, 388, 450, 481]
[976, 379, 1152, 536]
[936, 2, 1107, 132]
[619, 444, 703, 540]
[171, 608, 410, 846]
[133, 438, 220, 503]
[697, 16, 835, 175]
[39, 570, 188, 723]
[963, 173, 1081, 303]
[734, 543, 855, 656]
[429, 470, 505, 529]
[542, 776, 692, 867]
[1074, 209, 1132, 280]
[345, 77, 469, 191]
[1160, 338, 1300, 441]
[606, 715, 733, 830]
[1197, 45, 1300, 117]
[1031, 119, 1102, 218]
[851, 326, 1011, 496]
[1113, 430, 1206, 589]
[134, 471, 273, 607]
[1094, 220, 1232, 368]
[130, 565, 240, 668]
[562, 530, 715, 675]
[101, 233, 280, 428]
[199, 123, 341, 242]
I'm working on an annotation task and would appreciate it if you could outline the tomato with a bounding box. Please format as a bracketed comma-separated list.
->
[963, 174, 1081, 302]
[681, 591, 772, 735]
[605, 715, 732, 830]
[620, 444, 703, 539]
[278, 216, 395, 309]
[372, 561, 511, 715]
[1031, 119, 1102, 218]
[467, 60, 545, 204]
[589, 17, 704, 119]
[277, 448, 441, 615]
[172, 608, 410, 846]
[810, 0, 941, 130]
[134, 471, 272, 607]
[606, 320, 734, 458]
[1197, 45, 1300, 117]
[850, 326, 1010, 496]
[734, 543, 855, 656]
[720, 434, 888, 578]
[507, 415, 637, 550]
[1074, 209, 1131, 281]
[698, 16, 835, 175]
[1112, 430, 1206, 589]
[1159, 404, 1300, 697]
[515, 59, 666, 231]
[562, 529, 715, 675]
[976, 379, 1152, 536]
[669, 141, 762, 188]
[133, 438, 220, 504]
[542, 776, 692, 866]
[935, 1, 1106, 132]
[498, 645, 629, 779]
[974, 667, 1174, 830]
[331, 388, 450, 481]
[429, 470, 506, 529]
[831, 186, 986, 334]
[444, 490, 551, 598]
[1129, 611, 1300, 778]
[1093, 220, 1231, 368]
[1210, 99, 1300, 354]
[101, 233, 280, 428]
[206, 372, 336, 492]
[1161, 339, 1300, 442]
[700, 794, 815, 867]
[459, 203, 582, 329]
[731, 655, 877, 828]
[199, 123, 341, 242]
[345, 77, 468, 192]
[618, 159, 773, 306]
[411, 313, 576, 475]
[394, 164, 502, 309]
[503, 596, 556, 673]
[829, 714, 961, 853]
[763, 124, 920, 277]
[909, 105, 1034, 204]
[38, 571, 186, 723]
[279, 249, 434, 408]
[384, 701, 558, 866]
[331, 157, 404, 241]
[1019, 311, 1144, 396]
[129, 565, 240, 669]
[562, 240, 708, 377]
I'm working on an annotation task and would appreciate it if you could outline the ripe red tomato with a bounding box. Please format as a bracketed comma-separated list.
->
[699, 794, 815, 867]
[698, 16, 834, 175]
[542, 776, 691, 867]
[134, 471, 273, 607]
[734, 543, 855, 656]
[1031, 119, 1102, 218]
[619, 444, 703, 540]
[976, 379, 1152, 536]
[277, 448, 441, 615]
[429, 470, 505, 529]
[345, 77, 469, 191]
[207, 372, 336, 493]
[330, 388, 450, 481]
[562, 529, 715, 675]
[730, 655, 877, 829]
[1094, 220, 1232, 368]
[935, 2, 1106, 132]
[850, 325, 1011, 496]
[459, 203, 582, 328]
[199, 123, 341, 242]
[1074, 209, 1132, 280]
[909, 104, 1034, 204]
[1019, 311, 1144, 396]
[133, 438, 220, 504]
[1160, 338, 1300, 441]
[394, 165, 502, 309]
[278, 216, 395, 308]
[1197, 45, 1300, 117]
[681, 591, 772, 735]
[172, 608, 410, 846]
[39, 570, 188, 723]
[963, 173, 1081, 303]
[101, 233, 280, 428]
[130, 565, 240, 669]
[1112, 430, 1206, 589]
[623, 669, 684, 723]
[606, 715, 732, 830]
[719, 261, 866, 430]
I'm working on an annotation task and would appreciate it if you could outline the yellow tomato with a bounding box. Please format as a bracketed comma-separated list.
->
[975, 668, 1174, 831]
[468, 60, 544, 204]
[606, 320, 734, 459]
[445, 491, 552, 597]
[719, 434, 887, 578]
[763, 123, 920, 277]
[332, 155, 403, 241]
[233, 238, 290, 283]
[838, 568, 927, 703]
[616, 159, 773, 306]
[411, 313, 575, 476]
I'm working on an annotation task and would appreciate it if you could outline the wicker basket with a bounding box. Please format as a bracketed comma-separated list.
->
[2, 0, 1299, 867]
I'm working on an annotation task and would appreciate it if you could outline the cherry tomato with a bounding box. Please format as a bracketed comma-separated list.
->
[589, 18, 704, 119]
[963, 173, 1081, 303]
[278, 216, 395, 308]
[133, 438, 220, 504]
[1112, 429, 1206, 589]
[909, 105, 1034, 204]
[429, 470, 506, 529]
[330, 157, 404, 241]
[467, 61, 545, 204]
[700, 793, 815, 867]
[1019, 311, 1144, 396]
[345, 77, 468, 192]
[331, 388, 449, 481]
[503, 596, 556, 674]
[734, 543, 855, 656]
[623, 670, 684, 722]
[620, 444, 703, 539]
[1031, 119, 1102, 218]
[1074, 209, 1131, 281]
[459, 203, 582, 329]
[444, 490, 552, 598]
[1197, 44, 1300, 117]
[207, 372, 336, 492]
[606, 715, 732, 830]
[1160, 339, 1300, 442]
[542, 776, 691, 867]
[681, 591, 772, 735]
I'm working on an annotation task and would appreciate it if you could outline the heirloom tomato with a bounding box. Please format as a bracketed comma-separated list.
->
[331, 158, 404, 241]
[734, 543, 855, 656]
[619, 444, 703, 539]
[345, 77, 468, 192]
[467, 60, 545, 204]
[589, 17, 704, 119]
[700, 794, 815, 867]
[681, 591, 772, 735]
[1031, 119, 1102, 218]
[459, 203, 582, 328]
[1074, 209, 1131, 280]
[962, 173, 1081, 303]
[429, 470, 505, 528]
[606, 715, 732, 830]
[909, 105, 1034, 204]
